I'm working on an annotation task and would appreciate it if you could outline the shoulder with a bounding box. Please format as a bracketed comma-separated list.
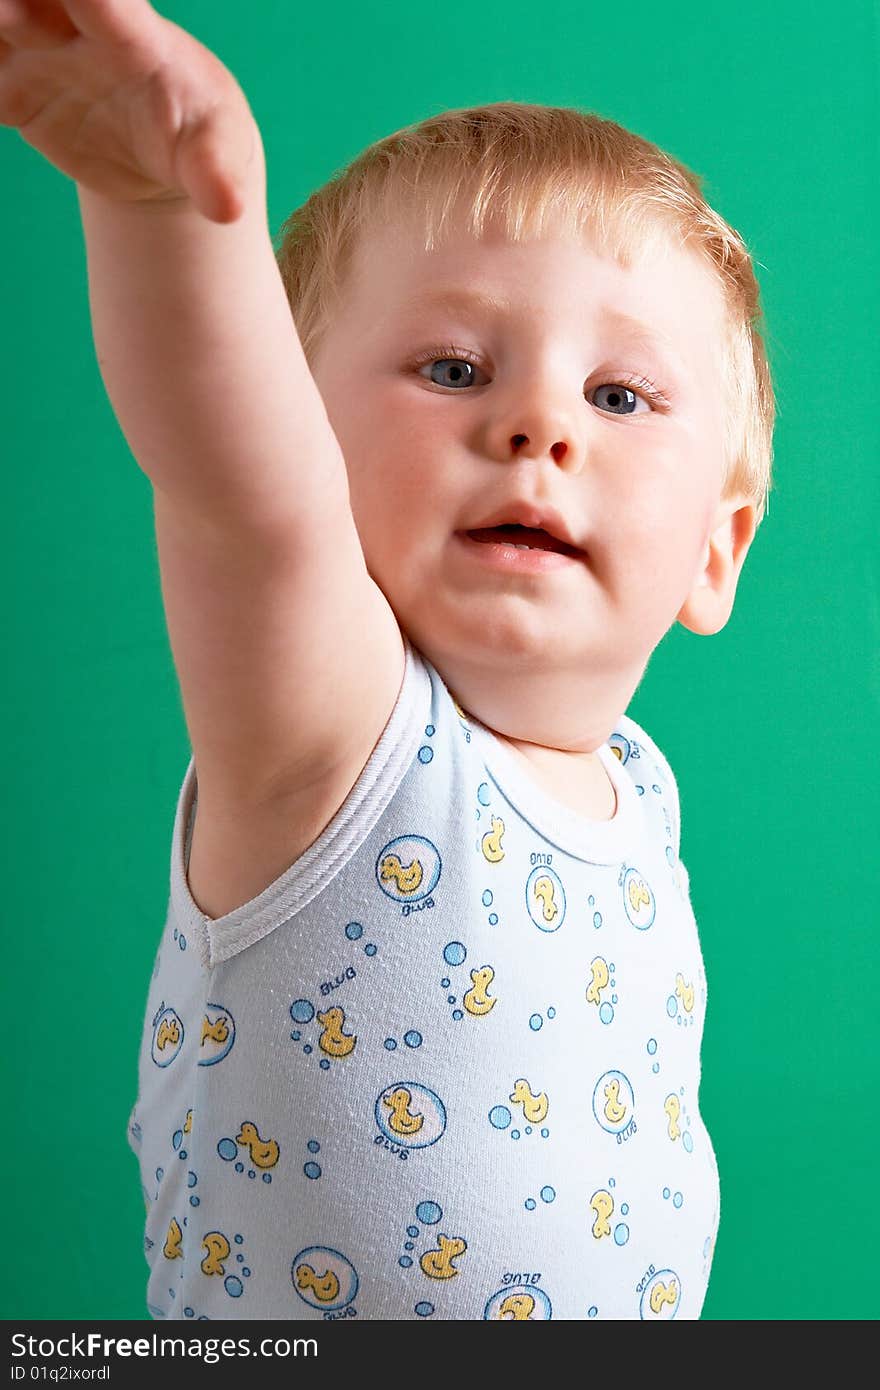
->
[610, 711, 678, 787]
[608, 711, 682, 852]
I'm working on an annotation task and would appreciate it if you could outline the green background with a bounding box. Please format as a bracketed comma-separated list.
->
[2, 0, 877, 1322]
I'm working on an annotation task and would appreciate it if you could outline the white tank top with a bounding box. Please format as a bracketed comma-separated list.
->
[128, 636, 720, 1320]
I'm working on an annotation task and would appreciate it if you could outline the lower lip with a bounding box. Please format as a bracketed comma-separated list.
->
[453, 532, 585, 573]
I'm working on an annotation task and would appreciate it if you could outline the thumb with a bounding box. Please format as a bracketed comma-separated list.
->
[175, 104, 259, 224]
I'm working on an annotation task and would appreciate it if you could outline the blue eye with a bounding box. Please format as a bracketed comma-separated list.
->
[419, 357, 484, 389]
[590, 384, 649, 416]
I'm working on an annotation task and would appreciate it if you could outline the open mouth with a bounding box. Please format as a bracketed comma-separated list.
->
[464, 524, 582, 558]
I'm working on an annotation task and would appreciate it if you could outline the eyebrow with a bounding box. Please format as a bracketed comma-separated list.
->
[399, 288, 688, 376]
[598, 308, 684, 363]
[399, 287, 512, 318]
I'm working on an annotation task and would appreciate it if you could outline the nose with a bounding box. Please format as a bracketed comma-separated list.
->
[511, 433, 569, 465]
[484, 382, 584, 473]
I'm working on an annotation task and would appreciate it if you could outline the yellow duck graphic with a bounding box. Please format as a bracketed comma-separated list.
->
[420, 1233, 467, 1279]
[379, 852, 424, 895]
[316, 1006, 357, 1058]
[675, 973, 695, 1013]
[650, 1278, 678, 1314]
[163, 1217, 183, 1260]
[201, 1231, 231, 1277]
[531, 874, 559, 924]
[664, 1094, 681, 1141]
[295, 1263, 340, 1303]
[498, 1292, 536, 1319]
[509, 1078, 549, 1123]
[156, 1016, 180, 1051]
[589, 1189, 614, 1240]
[201, 1013, 230, 1046]
[628, 877, 651, 914]
[603, 1078, 627, 1125]
[382, 1087, 424, 1136]
[586, 956, 610, 1006]
[464, 965, 497, 1016]
[183, 1108, 192, 1135]
[481, 815, 506, 863]
[235, 1121, 280, 1170]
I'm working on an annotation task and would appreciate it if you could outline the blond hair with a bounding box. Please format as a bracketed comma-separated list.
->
[275, 102, 775, 522]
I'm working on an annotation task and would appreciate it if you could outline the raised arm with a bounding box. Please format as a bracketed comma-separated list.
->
[75, 140, 342, 538]
[2, 1, 405, 910]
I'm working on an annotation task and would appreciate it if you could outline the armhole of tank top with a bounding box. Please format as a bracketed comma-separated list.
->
[169, 637, 432, 967]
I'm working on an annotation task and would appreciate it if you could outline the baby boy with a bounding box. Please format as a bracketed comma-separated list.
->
[1, 0, 774, 1319]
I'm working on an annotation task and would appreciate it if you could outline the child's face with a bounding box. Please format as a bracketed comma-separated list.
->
[311, 206, 746, 738]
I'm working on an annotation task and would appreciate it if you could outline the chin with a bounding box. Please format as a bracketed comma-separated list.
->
[411, 608, 579, 673]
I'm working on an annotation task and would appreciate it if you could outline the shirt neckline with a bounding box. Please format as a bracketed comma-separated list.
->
[463, 710, 644, 862]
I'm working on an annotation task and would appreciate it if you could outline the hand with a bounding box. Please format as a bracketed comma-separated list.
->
[0, 0, 259, 221]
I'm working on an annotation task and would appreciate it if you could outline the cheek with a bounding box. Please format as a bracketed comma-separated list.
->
[347, 446, 437, 548]
[330, 408, 404, 529]
[313, 371, 428, 565]
[344, 447, 442, 598]
[610, 470, 708, 596]
[349, 420, 458, 545]
[346, 456, 404, 572]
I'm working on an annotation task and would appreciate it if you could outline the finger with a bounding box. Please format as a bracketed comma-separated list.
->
[0, 1, 79, 46]
[175, 105, 255, 224]
[63, 0, 157, 44]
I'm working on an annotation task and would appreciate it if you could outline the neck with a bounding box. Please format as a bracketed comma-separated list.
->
[423, 642, 648, 753]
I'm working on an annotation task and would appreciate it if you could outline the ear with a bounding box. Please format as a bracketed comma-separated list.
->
[676, 494, 759, 635]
